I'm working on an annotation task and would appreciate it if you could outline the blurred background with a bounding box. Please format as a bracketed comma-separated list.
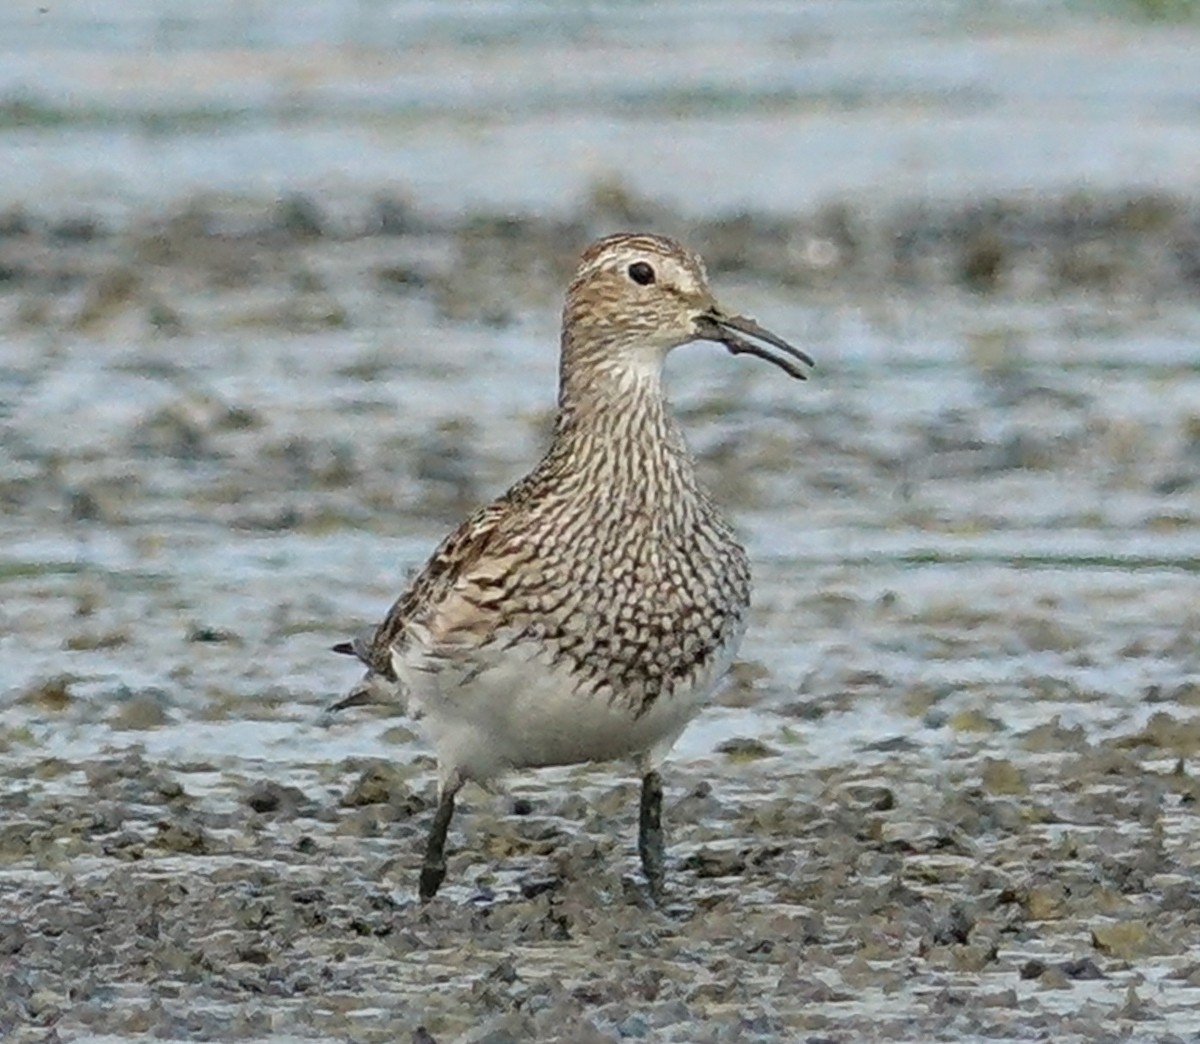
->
[2, 2, 1200, 1041]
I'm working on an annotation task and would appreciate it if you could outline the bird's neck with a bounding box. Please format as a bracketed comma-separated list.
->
[548, 342, 697, 502]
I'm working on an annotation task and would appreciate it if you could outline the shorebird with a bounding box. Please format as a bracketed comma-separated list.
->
[333, 232, 812, 902]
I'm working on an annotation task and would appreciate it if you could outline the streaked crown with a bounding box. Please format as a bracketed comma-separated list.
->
[558, 232, 812, 399]
[563, 233, 717, 358]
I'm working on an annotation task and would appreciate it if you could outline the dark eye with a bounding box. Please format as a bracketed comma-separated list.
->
[627, 261, 656, 286]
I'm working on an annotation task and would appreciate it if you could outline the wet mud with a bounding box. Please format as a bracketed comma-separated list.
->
[3, 3, 1200, 1042]
[2, 182, 1198, 1043]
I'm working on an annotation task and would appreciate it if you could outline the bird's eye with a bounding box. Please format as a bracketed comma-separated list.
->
[627, 261, 656, 286]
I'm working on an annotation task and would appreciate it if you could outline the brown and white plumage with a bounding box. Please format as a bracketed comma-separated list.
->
[333, 232, 812, 901]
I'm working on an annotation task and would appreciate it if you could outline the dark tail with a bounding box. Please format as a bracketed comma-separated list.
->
[328, 684, 376, 712]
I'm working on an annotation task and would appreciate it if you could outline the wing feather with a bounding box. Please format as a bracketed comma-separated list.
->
[359, 499, 519, 677]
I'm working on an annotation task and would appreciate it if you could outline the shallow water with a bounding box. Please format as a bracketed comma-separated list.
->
[3, 2, 1200, 1043]
[4, 2, 1200, 217]
[4, 275, 1199, 1041]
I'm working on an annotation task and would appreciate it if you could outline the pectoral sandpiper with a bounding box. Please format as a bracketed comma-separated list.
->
[333, 232, 812, 902]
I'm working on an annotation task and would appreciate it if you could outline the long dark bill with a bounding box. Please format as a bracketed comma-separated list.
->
[696, 311, 814, 379]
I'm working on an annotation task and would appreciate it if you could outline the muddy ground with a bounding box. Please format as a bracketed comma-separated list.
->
[1, 185, 1198, 1044]
[3, 3, 1200, 1043]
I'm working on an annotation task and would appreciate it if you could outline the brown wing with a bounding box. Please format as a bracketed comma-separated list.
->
[359, 498, 517, 678]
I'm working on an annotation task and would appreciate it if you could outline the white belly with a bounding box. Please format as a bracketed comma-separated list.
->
[395, 626, 743, 787]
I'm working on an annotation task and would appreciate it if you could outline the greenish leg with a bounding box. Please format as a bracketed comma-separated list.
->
[638, 769, 666, 902]
[420, 776, 463, 901]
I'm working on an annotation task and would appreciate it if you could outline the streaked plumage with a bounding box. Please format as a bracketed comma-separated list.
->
[334, 232, 812, 901]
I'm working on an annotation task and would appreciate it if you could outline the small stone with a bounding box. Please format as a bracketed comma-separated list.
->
[1039, 965, 1071, 989]
[154, 819, 209, 854]
[27, 989, 65, 1019]
[245, 782, 280, 814]
[16, 676, 74, 712]
[273, 193, 324, 239]
[152, 773, 185, 802]
[859, 734, 920, 753]
[715, 737, 779, 761]
[948, 709, 1003, 734]
[682, 847, 747, 878]
[1091, 920, 1156, 960]
[844, 785, 895, 811]
[0, 922, 26, 956]
[102, 831, 146, 861]
[63, 629, 129, 651]
[340, 764, 417, 810]
[110, 692, 172, 731]
[187, 625, 241, 644]
[980, 757, 1027, 795]
[520, 877, 560, 900]
[1018, 717, 1089, 753]
[1015, 614, 1083, 652]
[1023, 885, 1066, 921]
[460, 1027, 519, 1044]
[244, 780, 310, 817]
[380, 725, 419, 745]
[1116, 982, 1153, 1020]
[931, 903, 974, 945]
[1060, 956, 1106, 980]
[1169, 680, 1200, 706]
[617, 1014, 650, 1038]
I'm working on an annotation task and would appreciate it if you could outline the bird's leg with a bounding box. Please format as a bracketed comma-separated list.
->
[638, 769, 666, 902]
[420, 774, 463, 901]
